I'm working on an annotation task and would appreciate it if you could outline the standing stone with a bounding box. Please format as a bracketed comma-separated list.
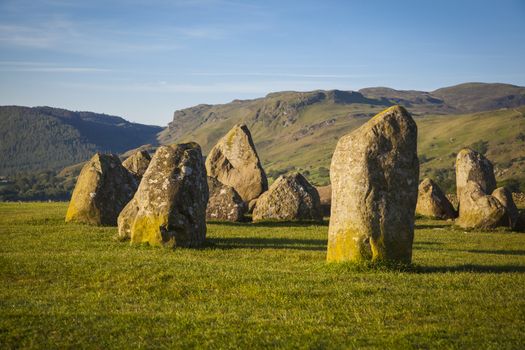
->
[454, 149, 514, 229]
[206, 176, 246, 221]
[122, 150, 151, 179]
[456, 181, 506, 229]
[416, 178, 456, 219]
[117, 143, 208, 247]
[66, 153, 137, 226]
[492, 187, 519, 230]
[456, 148, 496, 200]
[327, 106, 419, 263]
[205, 124, 268, 203]
[253, 172, 322, 222]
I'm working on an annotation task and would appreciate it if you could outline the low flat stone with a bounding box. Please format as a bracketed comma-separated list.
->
[456, 181, 506, 229]
[206, 176, 246, 222]
[253, 172, 322, 222]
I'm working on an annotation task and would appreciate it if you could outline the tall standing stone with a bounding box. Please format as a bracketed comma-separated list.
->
[253, 172, 322, 222]
[416, 178, 456, 219]
[122, 150, 151, 179]
[455, 148, 496, 201]
[65, 153, 137, 226]
[117, 143, 208, 247]
[205, 124, 268, 203]
[327, 106, 419, 263]
[454, 149, 513, 229]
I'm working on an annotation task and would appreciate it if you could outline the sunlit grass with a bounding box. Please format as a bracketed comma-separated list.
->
[1, 202, 524, 349]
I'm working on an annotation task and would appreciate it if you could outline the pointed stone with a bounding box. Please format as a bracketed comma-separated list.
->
[327, 106, 419, 263]
[416, 178, 456, 219]
[117, 143, 208, 247]
[122, 150, 151, 179]
[253, 172, 322, 222]
[66, 153, 137, 226]
[205, 124, 268, 202]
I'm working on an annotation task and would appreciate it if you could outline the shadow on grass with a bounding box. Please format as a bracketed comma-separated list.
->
[413, 264, 525, 273]
[325, 261, 525, 274]
[208, 220, 328, 228]
[414, 241, 444, 246]
[415, 224, 450, 230]
[466, 249, 525, 256]
[206, 236, 327, 251]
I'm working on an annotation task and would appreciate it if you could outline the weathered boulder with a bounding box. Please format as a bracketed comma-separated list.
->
[316, 185, 332, 217]
[117, 143, 208, 247]
[122, 150, 151, 179]
[456, 181, 506, 229]
[327, 106, 419, 263]
[205, 124, 268, 203]
[65, 153, 137, 226]
[492, 187, 519, 229]
[416, 178, 456, 219]
[456, 148, 496, 200]
[253, 172, 322, 222]
[206, 176, 246, 221]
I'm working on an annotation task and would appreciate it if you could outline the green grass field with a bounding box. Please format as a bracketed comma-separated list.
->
[1, 202, 525, 349]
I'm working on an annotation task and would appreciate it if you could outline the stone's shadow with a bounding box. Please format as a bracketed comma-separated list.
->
[208, 220, 329, 227]
[413, 264, 525, 273]
[206, 237, 327, 251]
[415, 224, 450, 230]
[414, 241, 444, 246]
[466, 249, 525, 256]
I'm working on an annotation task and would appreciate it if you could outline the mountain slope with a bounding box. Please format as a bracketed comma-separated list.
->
[160, 83, 525, 189]
[0, 106, 162, 175]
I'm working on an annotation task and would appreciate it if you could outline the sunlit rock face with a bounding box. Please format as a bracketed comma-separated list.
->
[117, 143, 208, 248]
[327, 106, 419, 264]
[416, 178, 456, 219]
[122, 150, 151, 180]
[205, 124, 268, 203]
[66, 153, 137, 226]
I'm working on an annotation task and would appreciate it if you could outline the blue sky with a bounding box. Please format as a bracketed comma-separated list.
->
[0, 0, 524, 125]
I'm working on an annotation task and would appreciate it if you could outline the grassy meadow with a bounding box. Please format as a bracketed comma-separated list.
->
[1, 202, 525, 349]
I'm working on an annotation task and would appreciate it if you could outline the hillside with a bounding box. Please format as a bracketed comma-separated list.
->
[160, 83, 525, 190]
[0, 106, 162, 175]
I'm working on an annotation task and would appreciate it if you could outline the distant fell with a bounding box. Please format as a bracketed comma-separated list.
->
[0, 106, 162, 175]
[160, 83, 525, 189]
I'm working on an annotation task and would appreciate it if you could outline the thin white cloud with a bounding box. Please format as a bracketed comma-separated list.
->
[59, 80, 359, 94]
[1, 67, 111, 73]
[0, 61, 112, 73]
[189, 72, 381, 79]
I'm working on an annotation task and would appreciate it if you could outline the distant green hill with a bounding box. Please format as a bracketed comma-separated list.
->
[0, 106, 162, 175]
[160, 83, 525, 191]
[1, 83, 524, 201]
